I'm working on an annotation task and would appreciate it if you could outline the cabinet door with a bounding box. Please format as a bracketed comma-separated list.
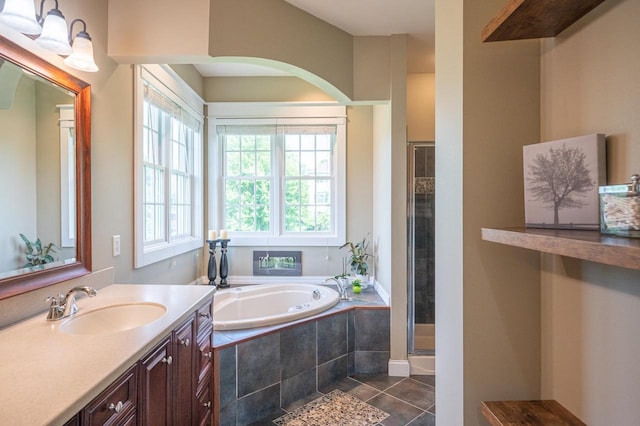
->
[139, 337, 172, 425]
[195, 300, 213, 338]
[195, 330, 213, 385]
[195, 374, 213, 426]
[174, 316, 195, 426]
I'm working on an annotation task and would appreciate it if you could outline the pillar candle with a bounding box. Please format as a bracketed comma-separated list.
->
[220, 229, 228, 239]
[208, 230, 217, 240]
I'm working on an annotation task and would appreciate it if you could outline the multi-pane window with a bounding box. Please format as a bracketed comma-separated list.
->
[283, 127, 334, 232]
[135, 65, 203, 267]
[211, 105, 346, 247]
[220, 126, 272, 233]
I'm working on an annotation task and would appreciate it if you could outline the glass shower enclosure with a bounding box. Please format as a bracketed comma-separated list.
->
[407, 143, 435, 356]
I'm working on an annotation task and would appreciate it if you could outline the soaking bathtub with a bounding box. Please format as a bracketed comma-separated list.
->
[213, 283, 340, 330]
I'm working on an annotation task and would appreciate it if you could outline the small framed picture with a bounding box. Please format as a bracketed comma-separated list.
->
[523, 133, 606, 230]
[252, 251, 302, 276]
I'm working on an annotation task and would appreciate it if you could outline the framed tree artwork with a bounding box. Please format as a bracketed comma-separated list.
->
[523, 134, 606, 229]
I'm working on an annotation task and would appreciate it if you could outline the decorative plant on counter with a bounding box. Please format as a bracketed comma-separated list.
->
[19, 233, 57, 268]
[352, 278, 362, 294]
[340, 235, 372, 277]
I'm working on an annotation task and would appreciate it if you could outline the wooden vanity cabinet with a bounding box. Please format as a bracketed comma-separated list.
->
[68, 297, 214, 426]
[138, 298, 214, 426]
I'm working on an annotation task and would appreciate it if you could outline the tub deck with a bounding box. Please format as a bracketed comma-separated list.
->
[213, 284, 387, 349]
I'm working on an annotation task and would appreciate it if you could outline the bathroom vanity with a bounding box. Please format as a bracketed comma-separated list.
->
[0, 284, 215, 425]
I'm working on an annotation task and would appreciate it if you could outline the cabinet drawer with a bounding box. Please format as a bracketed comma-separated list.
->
[196, 300, 213, 336]
[196, 331, 213, 383]
[196, 375, 213, 426]
[82, 365, 137, 426]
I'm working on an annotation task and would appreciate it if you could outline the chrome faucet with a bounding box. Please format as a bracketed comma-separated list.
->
[324, 277, 351, 301]
[45, 285, 97, 321]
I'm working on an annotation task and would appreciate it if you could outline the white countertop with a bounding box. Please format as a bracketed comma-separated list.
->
[0, 284, 215, 426]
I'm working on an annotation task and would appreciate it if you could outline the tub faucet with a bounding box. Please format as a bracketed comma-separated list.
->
[45, 285, 97, 321]
[324, 277, 350, 301]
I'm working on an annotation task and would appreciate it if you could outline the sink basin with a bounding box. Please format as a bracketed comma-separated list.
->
[60, 303, 167, 335]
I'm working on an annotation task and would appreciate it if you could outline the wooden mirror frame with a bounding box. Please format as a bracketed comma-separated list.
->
[0, 35, 92, 300]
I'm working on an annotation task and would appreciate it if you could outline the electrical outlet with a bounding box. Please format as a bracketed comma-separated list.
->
[112, 235, 121, 257]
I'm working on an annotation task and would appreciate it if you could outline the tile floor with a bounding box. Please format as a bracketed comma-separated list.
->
[253, 373, 436, 426]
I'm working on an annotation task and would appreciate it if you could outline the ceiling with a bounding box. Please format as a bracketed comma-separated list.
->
[195, 0, 435, 77]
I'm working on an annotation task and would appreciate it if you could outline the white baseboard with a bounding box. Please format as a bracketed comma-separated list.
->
[388, 359, 411, 377]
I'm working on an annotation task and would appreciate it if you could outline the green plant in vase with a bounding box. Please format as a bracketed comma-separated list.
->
[19, 233, 57, 268]
[340, 235, 372, 279]
[352, 278, 362, 294]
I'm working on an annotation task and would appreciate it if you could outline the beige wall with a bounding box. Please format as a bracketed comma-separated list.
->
[353, 36, 391, 102]
[204, 77, 334, 103]
[372, 104, 392, 295]
[540, 0, 640, 423]
[108, 0, 211, 62]
[436, 0, 542, 423]
[407, 73, 435, 142]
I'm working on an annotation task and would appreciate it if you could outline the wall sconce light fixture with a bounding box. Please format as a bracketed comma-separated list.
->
[64, 19, 98, 72]
[0, 0, 42, 35]
[35, 0, 72, 55]
[0, 0, 98, 72]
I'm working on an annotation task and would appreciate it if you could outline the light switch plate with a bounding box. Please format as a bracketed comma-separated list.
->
[112, 235, 121, 257]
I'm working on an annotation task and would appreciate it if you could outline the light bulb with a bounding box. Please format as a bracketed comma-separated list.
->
[35, 8, 72, 55]
[0, 0, 42, 35]
[64, 32, 98, 72]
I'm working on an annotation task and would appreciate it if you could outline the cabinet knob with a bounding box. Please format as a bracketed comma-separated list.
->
[108, 401, 124, 413]
[202, 351, 212, 359]
[199, 312, 211, 319]
[162, 356, 173, 365]
[203, 401, 211, 408]
[180, 338, 190, 347]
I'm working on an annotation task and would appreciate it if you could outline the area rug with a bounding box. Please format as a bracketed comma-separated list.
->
[273, 389, 389, 426]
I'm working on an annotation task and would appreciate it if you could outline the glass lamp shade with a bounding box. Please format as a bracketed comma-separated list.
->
[64, 33, 98, 72]
[35, 9, 72, 55]
[0, 0, 42, 35]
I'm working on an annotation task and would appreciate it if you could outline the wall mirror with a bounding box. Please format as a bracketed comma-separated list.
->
[0, 34, 91, 300]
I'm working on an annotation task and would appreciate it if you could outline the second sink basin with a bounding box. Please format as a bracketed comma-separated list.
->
[60, 303, 167, 335]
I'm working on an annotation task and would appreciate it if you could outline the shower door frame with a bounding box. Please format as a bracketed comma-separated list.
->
[407, 141, 435, 355]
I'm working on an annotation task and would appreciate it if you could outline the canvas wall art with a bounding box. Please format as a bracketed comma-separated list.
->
[523, 133, 606, 229]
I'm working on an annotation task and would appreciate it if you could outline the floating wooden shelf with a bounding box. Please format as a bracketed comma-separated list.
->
[482, 0, 607, 42]
[481, 227, 640, 271]
[481, 400, 585, 425]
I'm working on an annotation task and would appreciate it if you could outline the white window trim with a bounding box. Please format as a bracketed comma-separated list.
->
[208, 102, 347, 247]
[134, 64, 204, 268]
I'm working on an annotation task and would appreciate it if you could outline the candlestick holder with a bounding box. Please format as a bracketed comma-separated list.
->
[206, 239, 218, 286]
[218, 239, 230, 288]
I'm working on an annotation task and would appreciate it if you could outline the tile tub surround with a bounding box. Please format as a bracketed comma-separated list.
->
[213, 301, 390, 425]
